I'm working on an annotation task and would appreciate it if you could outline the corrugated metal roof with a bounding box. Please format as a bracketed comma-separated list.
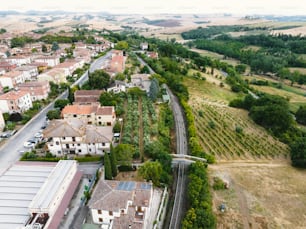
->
[0, 162, 55, 228]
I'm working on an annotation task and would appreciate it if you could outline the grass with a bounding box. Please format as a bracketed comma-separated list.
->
[251, 85, 306, 112]
[183, 76, 244, 104]
[289, 67, 306, 74]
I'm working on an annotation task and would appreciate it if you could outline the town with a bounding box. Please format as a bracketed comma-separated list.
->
[1, 2, 306, 229]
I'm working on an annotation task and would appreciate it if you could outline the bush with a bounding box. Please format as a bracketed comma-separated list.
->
[118, 165, 136, 172]
[213, 177, 226, 190]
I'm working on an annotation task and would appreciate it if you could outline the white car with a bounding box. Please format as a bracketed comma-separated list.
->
[34, 132, 43, 138]
[23, 141, 35, 148]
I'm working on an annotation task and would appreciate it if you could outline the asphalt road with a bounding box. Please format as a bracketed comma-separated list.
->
[0, 52, 112, 175]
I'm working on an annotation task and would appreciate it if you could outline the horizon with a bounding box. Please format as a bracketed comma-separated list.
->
[1, 0, 306, 16]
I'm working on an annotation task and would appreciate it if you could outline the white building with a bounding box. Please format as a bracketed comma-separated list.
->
[88, 179, 153, 229]
[16, 65, 39, 81]
[7, 55, 32, 66]
[0, 111, 5, 132]
[0, 160, 82, 229]
[0, 90, 32, 113]
[34, 55, 60, 67]
[43, 119, 113, 156]
[0, 71, 25, 88]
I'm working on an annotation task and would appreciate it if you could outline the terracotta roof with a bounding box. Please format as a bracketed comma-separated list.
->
[62, 105, 98, 115]
[96, 106, 113, 116]
[2, 71, 23, 78]
[43, 119, 86, 138]
[0, 90, 29, 100]
[74, 90, 103, 97]
[18, 81, 49, 88]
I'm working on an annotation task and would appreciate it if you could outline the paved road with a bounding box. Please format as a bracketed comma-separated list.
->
[136, 54, 188, 229]
[0, 52, 111, 175]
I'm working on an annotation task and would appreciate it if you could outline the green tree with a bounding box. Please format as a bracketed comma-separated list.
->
[290, 137, 306, 168]
[104, 153, 112, 180]
[54, 99, 70, 110]
[88, 70, 110, 90]
[138, 161, 162, 186]
[113, 144, 134, 166]
[296, 106, 306, 125]
[114, 41, 129, 50]
[51, 41, 59, 51]
[149, 78, 159, 101]
[42, 44, 48, 52]
[110, 147, 118, 177]
[46, 109, 61, 120]
[140, 65, 150, 74]
[235, 64, 247, 74]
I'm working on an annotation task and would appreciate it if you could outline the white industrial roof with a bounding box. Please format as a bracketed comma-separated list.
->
[0, 162, 56, 228]
[29, 160, 76, 212]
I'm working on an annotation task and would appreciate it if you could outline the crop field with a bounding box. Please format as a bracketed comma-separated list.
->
[121, 95, 157, 158]
[191, 100, 289, 160]
[184, 77, 289, 161]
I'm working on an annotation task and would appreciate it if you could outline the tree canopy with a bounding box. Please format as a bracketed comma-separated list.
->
[88, 70, 110, 90]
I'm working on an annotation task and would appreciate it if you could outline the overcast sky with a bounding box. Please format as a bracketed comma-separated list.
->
[1, 0, 306, 15]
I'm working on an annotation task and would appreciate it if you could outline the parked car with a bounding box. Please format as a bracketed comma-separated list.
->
[34, 132, 43, 139]
[23, 141, 35, 148]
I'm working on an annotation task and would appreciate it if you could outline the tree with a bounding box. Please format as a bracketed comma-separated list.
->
[110, 147, 118, 177]
[140, 65, 150, 74]
[235, 64, 247, 74]
[296, 106, 306, 125]
[290, 137, 306, 168]
[42, 44, 48, 52]
[114, 41, 129, 50]
[68, 85, 79, 103]
[54, 99, 70, 110]
[149, 78, 159, 101]
[51, 41, 59, 51]
[9, 113, 22, 122]
[113, 144, 134, 166]
[138, 161, 162, 186]
[104, 153, 112, 180]
[88, 70, 110, 90]
[46, 109, 61, 120]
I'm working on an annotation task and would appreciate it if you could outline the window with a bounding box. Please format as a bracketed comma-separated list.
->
[73, 114, 77, 117]
[98, 210, 102, 214]
[109, 211, 113, 216]
[99, 218, 103, 222]
[72, 137, 76, 142]
[62, 137, 66, 140]
[56, 141, 59, 145]
[77, 143, 80, 146]
[78, 149, 81, 153]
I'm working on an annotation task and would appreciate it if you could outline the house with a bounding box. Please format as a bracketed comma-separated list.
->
[107, 80, 127, 94]
[0, 111, 5, 132]
[43, 119, 113, 156]
[88, 179, 153, 229]
[18, 81, 50, 101]
[37, 68, 68, 84]
[147, 51, 158, 59]
[0, 71, 25, 88]
[61, 104, 116, 126]
[130, 74, 152, 93]
[107, 55, 125, 76]
[0, 61, 17, 72]
[15, 65, 38, 81]
[54, 59, 85, 75]
[74, 90, 103, 105]
[140, 42, 149, 50]
[34, 55, 60, 67]
[0, 90, 32, 113]
[7, 55, 32, 66]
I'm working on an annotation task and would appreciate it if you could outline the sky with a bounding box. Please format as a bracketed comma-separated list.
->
[1, 0, 306, 16]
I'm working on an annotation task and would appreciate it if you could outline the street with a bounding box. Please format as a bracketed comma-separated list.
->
[0, 52, 111, 175]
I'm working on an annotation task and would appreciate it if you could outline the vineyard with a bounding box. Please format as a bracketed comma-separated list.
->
[191, 98, 289, 160]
